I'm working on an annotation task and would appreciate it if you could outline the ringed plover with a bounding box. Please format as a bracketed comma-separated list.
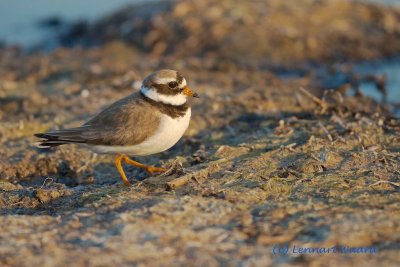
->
[35, 69, 199, 186]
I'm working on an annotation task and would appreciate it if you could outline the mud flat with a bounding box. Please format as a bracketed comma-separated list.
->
[0, 0, 399, 266]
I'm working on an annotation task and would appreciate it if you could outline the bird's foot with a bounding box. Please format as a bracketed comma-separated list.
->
[115, 155, 168, 186]
[144, 166, 167, 175]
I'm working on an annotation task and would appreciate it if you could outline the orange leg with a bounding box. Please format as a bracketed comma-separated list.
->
[114, 155, 131, 186]
[114, 154, 167, 186]
[123, 156, 167, 174]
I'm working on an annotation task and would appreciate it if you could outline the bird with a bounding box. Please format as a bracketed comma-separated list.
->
[35, 69, 199, 186]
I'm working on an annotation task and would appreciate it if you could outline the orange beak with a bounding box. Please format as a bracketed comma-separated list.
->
[182, 86, 199, 98]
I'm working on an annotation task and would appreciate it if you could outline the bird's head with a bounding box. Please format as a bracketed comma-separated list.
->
[140, 69, 199, 105]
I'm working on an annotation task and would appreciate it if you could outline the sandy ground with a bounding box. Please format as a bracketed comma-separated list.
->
[0, 0, 400, 266]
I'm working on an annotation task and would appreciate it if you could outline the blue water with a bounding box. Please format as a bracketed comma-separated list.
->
[354, 59, 400, 102]
[0, 0, 143, 45]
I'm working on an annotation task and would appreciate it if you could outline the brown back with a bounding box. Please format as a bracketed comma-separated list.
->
[82, 92, 161, 146]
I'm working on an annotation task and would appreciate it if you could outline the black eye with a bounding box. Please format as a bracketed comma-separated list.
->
[168, 81, 178, 89]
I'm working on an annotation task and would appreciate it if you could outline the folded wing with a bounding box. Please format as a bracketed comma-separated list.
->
[35, 93, 160, 148]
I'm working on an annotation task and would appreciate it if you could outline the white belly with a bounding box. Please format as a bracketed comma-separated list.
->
[93, 109, 191, 156]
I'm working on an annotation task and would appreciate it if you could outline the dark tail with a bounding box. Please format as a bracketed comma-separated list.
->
[34, 130, 87, 148]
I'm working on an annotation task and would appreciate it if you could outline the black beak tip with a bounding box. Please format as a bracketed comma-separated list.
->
[193, 93, 200, 98]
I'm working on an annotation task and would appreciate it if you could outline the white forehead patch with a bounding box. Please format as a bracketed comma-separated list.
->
[141, 86, 186, 106]
[179, 78, 187, 88]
